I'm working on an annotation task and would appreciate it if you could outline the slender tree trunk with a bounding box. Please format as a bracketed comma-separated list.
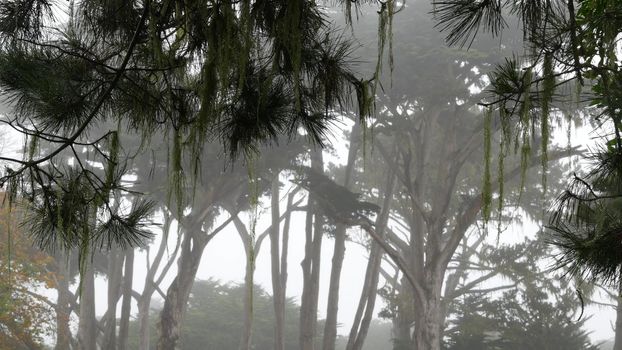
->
[240, 248, 254, 350]
[78, 262, 97, 350]
[614, 280, 622, 350]
[278, 192, 293, 342]
[118, 249, 134, 350]
[323, 124, 360, 350]
[346, 243, 381, 350]
[103, 249, 123, 350]
[55, 256, 72, 350]
[347, 167, 396, 350]
[138, 295, 152, 350]
[140, 213, 176, 350]
[323, 226, 346, 349]
[157, 232, 208, 350]
[299, 151, 324, 350]
[270, 176, 286, 350]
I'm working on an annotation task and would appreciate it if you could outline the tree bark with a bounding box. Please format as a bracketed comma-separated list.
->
[614, 280, 622, 350]
[118, 249, 134, 350]
[299, 151, 324, 350]
[347, 165, 396, 350]
[157, 231, 209, 350]
[270, 176, 286, 350]
[346, 243, 381, 350]
[240, 247, 255, 350]
[323, 124, 360, 350]
[103, 249, 123, 350]
[139, 213, 178, 350]
[55, 255, 72, 350]
[78, 262, 97, 350]
[413, 267, 444, 350]
[137, 294, 152, 350]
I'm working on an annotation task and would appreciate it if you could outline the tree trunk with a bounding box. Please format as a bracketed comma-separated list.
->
[139, 213, 177, 350]
[299, 151, 324, 350]
[613, 280, 622, 350]
[347, 167, 396, 350]
[240, 248, 254, 350]
[157, 232, 208, 350]
[323, 226, 346, 350]
[392, 282, 415, 350]
[323, 124, 360, 350]
[55, 255, 72, 350]
[118, 249, 134, 350]
[78, 262, 97, 350]
[413, 268, 443, 350]
[103, 249, 123, 350]
[346, 242, 381, 350]
[270, 176, 286, 350]
[137, 294, 152, 350]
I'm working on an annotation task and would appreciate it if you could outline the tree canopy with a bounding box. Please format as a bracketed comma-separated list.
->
[0, 0, 402, 256]
[434, 0, 622, 285]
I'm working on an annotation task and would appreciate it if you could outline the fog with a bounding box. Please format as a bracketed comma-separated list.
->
[0, 1, 619, 350]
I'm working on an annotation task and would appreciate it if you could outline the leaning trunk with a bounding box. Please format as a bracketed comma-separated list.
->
[346, 158, 396, 350]
[157, 232, 207, 350]
[345, 243, 382, 350]
[323, 124, 359, 350]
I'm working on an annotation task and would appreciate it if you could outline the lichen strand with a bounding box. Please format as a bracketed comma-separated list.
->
[483, 107, 493, 222]
[540, 52, 555, 195]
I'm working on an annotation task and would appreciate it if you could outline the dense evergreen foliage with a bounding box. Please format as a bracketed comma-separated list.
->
[0, 0, 395, 255]
[127, 279, 301, 350]
[435, 0, 622, 286]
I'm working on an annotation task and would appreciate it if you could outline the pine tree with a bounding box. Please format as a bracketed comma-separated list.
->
[0, 0, 396, 255]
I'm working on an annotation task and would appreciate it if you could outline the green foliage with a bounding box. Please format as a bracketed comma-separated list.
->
[434, 0, 622, 288]
[0, 0, 398, 254]
[0, 196, 55, 349]
[127, 279, 301, 350]
[293, 166, 380, 224]
[444, 288, 599, 350]
[548, 148, 622, 285]
[444, 238, 599, 350]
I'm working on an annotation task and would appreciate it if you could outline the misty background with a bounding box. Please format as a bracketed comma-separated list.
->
[0, 1, 620, 350]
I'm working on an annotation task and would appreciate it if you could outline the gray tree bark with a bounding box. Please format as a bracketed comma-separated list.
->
[78, 262, 97, 350]
[299, 151, 324, 350]
[156, 230, 209, 350]
[613, 280, 622, 350]
[55, 255, 72, 350]
[270, 176, 286, 350]
[103, 249, 123, 350]
[346, 164, 396, 350]
[323, 124, 360, 350]
[118, 249, 134, 350]
[139, 214, 178, 350]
